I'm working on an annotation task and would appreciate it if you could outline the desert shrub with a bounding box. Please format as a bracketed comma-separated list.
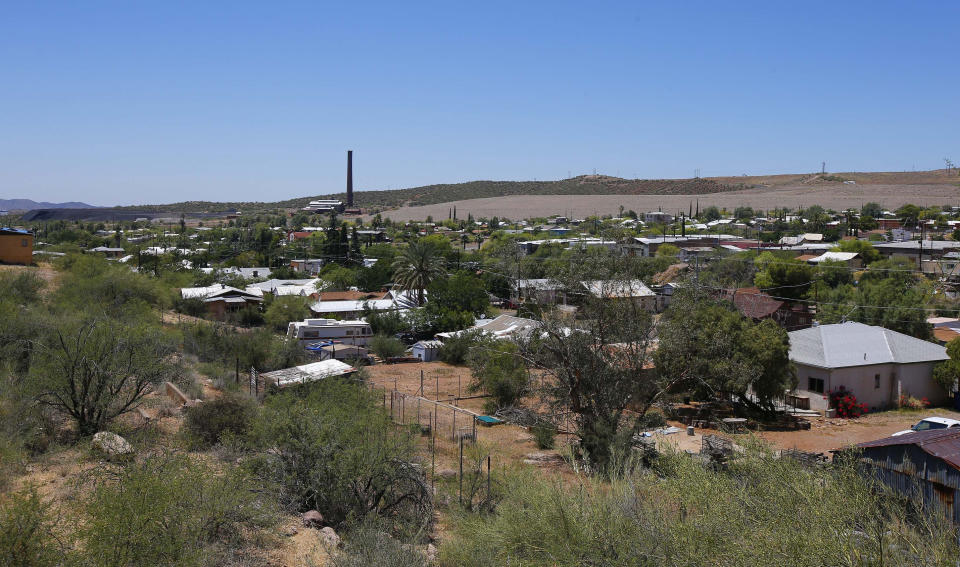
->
[0, 271, 45, 304]
[247, 380, 432, 536]
[438, 329, 485, 365]
[530, 422, 556, 450]
[184, 392, 258, 447]
[78, 452, 276, 567]
[368, 334, 407, 360]
[441, 443, 960, 566]
[329, 524, 427, 567]
[173, 296, 207, 317]
[0, 487, 62, 567]
[467, 341, 529, 410]
[181, 323, 304, 372]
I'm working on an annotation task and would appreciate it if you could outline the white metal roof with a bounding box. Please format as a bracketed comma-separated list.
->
[788, 322, 948, 369]
[260, 359, 355, 388]
[581, 279, 655, 298]
[808, 251, 859, 263]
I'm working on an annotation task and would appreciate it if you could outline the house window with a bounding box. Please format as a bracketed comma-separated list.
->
[808, 377, 825, 394]
[21, 238, 28, 247]
[874, 374, 881, 389]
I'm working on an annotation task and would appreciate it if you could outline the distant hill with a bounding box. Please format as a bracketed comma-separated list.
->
[0, 199, 96, 210]
[115, 176, 752, 213]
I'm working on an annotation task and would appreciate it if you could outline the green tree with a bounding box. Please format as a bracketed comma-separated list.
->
[264, 295, 311, 331]
[861, 202, 883, 218]
[392, 241, 446, 305]
[655, 289, 796, 412]
[753, 252, 815, 300]
[833, 239, 880, 264]
[468, 340, 529, 411]
[368, 334, 407, 360]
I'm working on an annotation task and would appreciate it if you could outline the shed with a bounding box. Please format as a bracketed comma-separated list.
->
[851, 429, 960, 523]
[412, 340, 443, 362]
[260, 359, 356, 389]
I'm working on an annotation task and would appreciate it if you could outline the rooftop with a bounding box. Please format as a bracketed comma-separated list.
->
[788, 322, 948, 369]
[857, 428, 960, 471]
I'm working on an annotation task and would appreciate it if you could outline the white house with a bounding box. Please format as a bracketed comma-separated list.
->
[788, 322, 950, 412]
[287, 318, 373, 346]
[580, 279, 657, 311]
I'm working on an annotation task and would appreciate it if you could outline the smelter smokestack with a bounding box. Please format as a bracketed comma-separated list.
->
[346, 150, 354, 208]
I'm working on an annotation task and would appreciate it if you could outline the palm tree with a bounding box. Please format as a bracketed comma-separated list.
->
[392, 241, 445, 305]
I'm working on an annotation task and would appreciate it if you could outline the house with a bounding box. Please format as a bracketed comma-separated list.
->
[788, 322, 950, 413]
[849, 429, 960, 523]
[436, 314, 541, 342]
[287, 318, 373, 346]
[874, 240, 960, 265]
[245, 278, 324, 299]
[928, 317, 960, 344]
[723, 287, 813, 330]
[618, 235, 742, 258]
[412, 340, 443, 362]
[87, 246, 126, 258]
[778, 233, 823, 246]
[180, 284, 263, 319]
[0, 227, 33, 264]
[644, 211, 674, 224]
[580, 279, 657, 311]
[260, 359, 355, 389]
[301, 199, 344, 213]
[289, 258, 325, 275]
[807, 251, 862, 268]
[309, 289, 418, 319]
[922, 252, 960, 281]
[515, 279, 566, 305]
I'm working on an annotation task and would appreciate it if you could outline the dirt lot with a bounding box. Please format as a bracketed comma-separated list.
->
[366, 361, 960, 462]
[0, 261, 60, 293]
[375, 182, 960, 221]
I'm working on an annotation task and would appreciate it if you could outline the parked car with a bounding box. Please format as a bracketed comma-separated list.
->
[891, 416, 960, 436]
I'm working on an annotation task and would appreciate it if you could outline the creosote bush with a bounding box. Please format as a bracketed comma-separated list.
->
[184, 391, 258, 447]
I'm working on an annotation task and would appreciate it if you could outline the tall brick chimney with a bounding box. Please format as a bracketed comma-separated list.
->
[346, 150, 354, 208]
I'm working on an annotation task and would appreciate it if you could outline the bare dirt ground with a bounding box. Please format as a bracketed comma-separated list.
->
[375, 182, 960, 221]
[366, 361, 960, 461]
[657, 407, 960, 455]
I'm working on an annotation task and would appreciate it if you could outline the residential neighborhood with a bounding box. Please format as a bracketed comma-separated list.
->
[2, 3, 960, 564]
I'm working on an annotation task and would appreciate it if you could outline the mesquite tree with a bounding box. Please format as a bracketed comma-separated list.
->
[32, 317, 180, 436]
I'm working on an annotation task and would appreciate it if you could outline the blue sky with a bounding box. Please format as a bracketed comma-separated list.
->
[1, 1, 958, 205]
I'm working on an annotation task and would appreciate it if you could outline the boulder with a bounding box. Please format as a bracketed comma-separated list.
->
[436, 468, 457, 479]
[426, 543, 438, 562]
[522, 452, 563, 466]
[319, 526, 341, 548]
[301, 510, 324, 528]
[91, 431, 133, 459]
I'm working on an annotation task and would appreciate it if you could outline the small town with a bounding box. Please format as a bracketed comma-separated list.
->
[2, 3, 960, 566]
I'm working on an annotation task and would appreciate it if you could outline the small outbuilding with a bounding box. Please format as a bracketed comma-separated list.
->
[412, 340, 443, 362]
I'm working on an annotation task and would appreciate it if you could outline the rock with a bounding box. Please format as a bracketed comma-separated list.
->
[436, 468, 457, 479]
[284, 527, 299, 537]
[426, 543, 438, 562]
[301, 510, 324, 528]
[522, 452, 563, 466]
[91, 431, 133, 459]
[319, 526, 341, 548]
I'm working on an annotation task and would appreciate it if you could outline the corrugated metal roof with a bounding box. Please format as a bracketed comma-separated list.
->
[858, 429, 960, 470]
[788, 322, 948, 369]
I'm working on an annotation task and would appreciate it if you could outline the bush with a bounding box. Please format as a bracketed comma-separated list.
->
[184, 392, 258, 447]
[368, 334, 407, 360]
[441, 443, 960, 566]
[530, 422, 557, 450]
[79, 453, 276, 567]
[0, 487, 61, 567]
[898, 394, 931, 410]
[438, 330, 485, 365]
[330, 524, 428, 567]
[467, 341, 529, 410]
[828, 386, 867, 418]
[248, 380, 432, 535]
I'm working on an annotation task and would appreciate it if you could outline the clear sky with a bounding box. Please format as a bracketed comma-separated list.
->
[1, 1, 958, 206]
